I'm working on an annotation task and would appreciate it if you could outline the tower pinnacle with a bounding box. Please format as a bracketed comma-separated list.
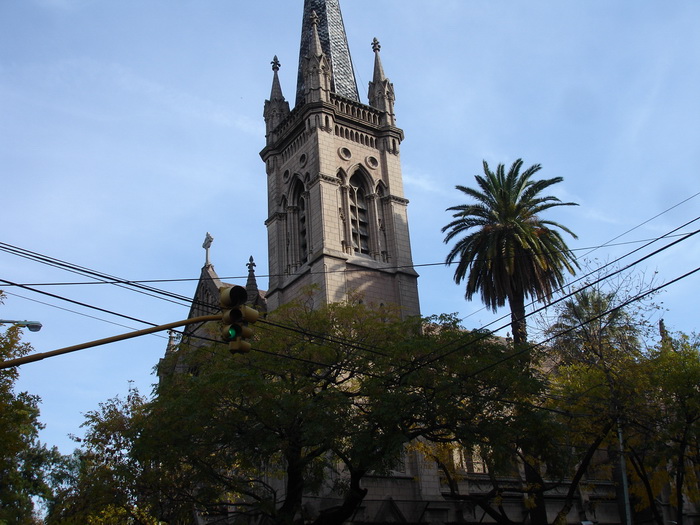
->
[264, 56, 290, 135]
[368, 37, 396, 126]
[296, 0, 359, 106]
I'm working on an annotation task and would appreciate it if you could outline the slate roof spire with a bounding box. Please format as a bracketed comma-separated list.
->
[296, 0, 359, 107]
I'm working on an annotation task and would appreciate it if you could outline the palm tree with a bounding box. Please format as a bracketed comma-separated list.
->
[442, 158, 579, 347]
[548, 289, 640, 366]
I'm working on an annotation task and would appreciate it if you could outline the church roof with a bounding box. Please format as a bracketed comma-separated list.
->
[295, 0, 359, 106]
[183, 238, 267, 340]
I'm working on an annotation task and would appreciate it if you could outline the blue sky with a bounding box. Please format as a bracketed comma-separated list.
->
[1, 0, 699, 455]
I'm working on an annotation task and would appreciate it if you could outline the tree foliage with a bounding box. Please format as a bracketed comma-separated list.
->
[626, 332, 700, 525]
[45, 386, 158, 524]
[49, 294, 536, 525]
[44, 281, 700, 525]
[442, 158, 578, 346]
[0, 291, 61, 524]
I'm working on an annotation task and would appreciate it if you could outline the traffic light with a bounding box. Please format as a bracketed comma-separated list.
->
[219, 285, 259, 354]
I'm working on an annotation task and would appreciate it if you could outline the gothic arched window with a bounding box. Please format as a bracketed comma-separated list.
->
[289, 178, 308, 268]
[349, 173, 370, 255]
[298, 194, 308, 262]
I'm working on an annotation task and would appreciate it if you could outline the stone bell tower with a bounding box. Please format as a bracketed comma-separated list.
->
[260, 0, 419, 316]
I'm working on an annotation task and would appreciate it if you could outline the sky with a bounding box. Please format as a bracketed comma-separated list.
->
[1, 0, 699, 455]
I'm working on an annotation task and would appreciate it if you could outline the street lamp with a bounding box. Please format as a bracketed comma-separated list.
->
[0, 320, 42, 332]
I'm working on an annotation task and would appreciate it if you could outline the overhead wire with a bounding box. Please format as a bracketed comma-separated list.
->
[409, 224, 700, 373]
[0, 232, 694, 288]
[4, 238, 697, 424]
[1, 206, 698, 375]
[0, 243, 398, 359]
[577, 190, 700, 259]
[0, 290, 168, 338]
[461, 264, 700, 382]
[0, 242, 192, 308]
[2, 220, 695, 332]
[1, 224, 697, 378]
[0, 278, 162, 329]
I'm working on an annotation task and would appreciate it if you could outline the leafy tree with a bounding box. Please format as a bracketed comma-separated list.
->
[0, 291, 62, 524]
[544, 282, 655, 525]
[135, 297, 436, 525]
[442, 158, 578, 347]
[56, 295, 527, 525]
[627, 332, 700, 525]
[45, 386, 158, 524]
[407, 320, 554, 525]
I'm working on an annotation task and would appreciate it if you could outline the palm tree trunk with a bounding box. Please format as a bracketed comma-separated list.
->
[508, 290, 528, 348]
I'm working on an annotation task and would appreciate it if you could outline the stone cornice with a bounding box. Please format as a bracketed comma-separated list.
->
[264, 212, 287, 226]
[382, 195, 409, 205]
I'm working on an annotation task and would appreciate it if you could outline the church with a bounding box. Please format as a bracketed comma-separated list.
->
[166, 0, 420, 351]
[161, 1, 625, 524]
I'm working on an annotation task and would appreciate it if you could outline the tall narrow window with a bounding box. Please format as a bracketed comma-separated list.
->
[349, 174, 370, 255]
[299, 196, 308, 262]
[289, 179, 308, 268]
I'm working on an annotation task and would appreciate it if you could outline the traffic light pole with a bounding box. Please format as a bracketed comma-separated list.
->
[0, 314, 222, 370]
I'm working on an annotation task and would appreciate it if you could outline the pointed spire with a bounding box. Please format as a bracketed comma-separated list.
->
[371, 38, 386, 83]
[245, 256, 260, 305]
[264, 56, 291, 134]
[269, 56, 285, 101]
[367, 37, 396, 126]
[296, 0, 359, 107]
[298, 10, 332, 105]
[309, 11, 323, 58]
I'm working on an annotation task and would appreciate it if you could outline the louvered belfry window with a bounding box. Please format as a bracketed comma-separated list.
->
[349, 174, 370, 255]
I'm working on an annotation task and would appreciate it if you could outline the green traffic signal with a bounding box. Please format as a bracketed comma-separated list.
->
[226, 325, 239, 339]
[219, 285, 259, 354]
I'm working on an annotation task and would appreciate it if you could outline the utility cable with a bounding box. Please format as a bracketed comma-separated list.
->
[459, 215, 700, 325]
[577, 190, 700, 259]
[0, 242, 192, 307]
[421, 261, 700, 378]
[3, 222, 698, 374]
[0, 278, 160, 329]
[461, 264, 700, 381]
[1, 290, 168, 338]
[0, 232, 693, 289]
[407, 225, 700, 373]
[2, 212, 698, 369]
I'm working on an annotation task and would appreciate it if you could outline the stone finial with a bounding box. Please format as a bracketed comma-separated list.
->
[372, 37, 381, 53]
[272, 55, 281, 72]
[310, 10, 319, 27]
[246, 256, 260, 305]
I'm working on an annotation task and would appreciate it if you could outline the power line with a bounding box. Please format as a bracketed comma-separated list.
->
[3, 220, 698, 373]
[408, 226, 700, 374]
[462, 264, 700, 381]
[0, 278, 161, 329]
[1, 209, 698, 373]
[1, 232, 694, 288]
[1, 290, 168, 339]
[578, 190, 700, 259]
[0, 242, 193, 308]
[459, 216, 700, 324]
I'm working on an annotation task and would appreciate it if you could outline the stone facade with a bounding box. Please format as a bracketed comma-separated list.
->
[260, 0, 419, 317]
